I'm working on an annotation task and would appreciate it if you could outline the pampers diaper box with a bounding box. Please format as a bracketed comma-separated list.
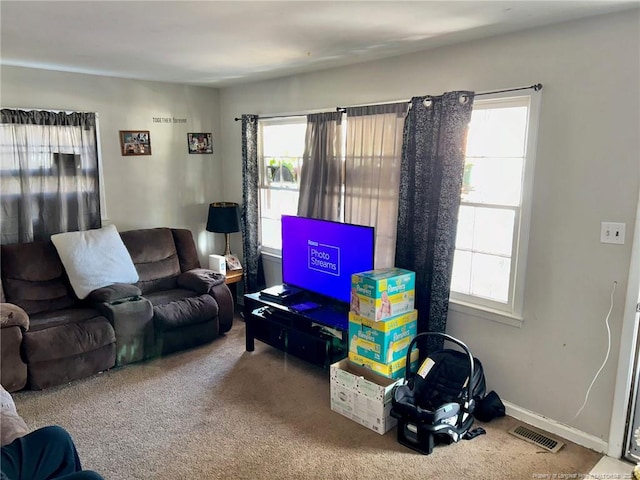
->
[349, 310, 417, 364]
[349, 348, 419, 380]
[350, 268, 415, 322]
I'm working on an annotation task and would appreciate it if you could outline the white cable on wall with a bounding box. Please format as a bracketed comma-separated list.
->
[570, 281, 617, 422]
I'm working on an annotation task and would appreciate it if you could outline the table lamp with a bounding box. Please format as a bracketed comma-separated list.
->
[206, 202, 242, 270]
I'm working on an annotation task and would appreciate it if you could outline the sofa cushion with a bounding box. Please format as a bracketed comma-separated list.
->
[1, 240, 77, 315]
[144, 288, 198, 307]
[171, 229, 202, 272]
[23, 314, 115, 363]
[120, 228, 181, 294]
[28, 344, 115, 391]
[158, 320, 219, 356]
[51, 225, 139, 299]
[29, 307, 104, 332]
[153, 294, 218, 332]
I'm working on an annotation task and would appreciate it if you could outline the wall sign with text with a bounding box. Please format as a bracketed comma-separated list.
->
[152, 117, 187, 124]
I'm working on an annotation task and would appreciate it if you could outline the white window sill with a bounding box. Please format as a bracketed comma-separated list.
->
[260, 248, 282, 260]
[449, 299, 523, 328]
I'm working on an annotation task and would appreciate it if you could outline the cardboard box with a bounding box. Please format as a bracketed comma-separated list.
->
[349, 348, 419, 380]
[330, 359, 402, 435]
[351, 268, 416, 321]
[348, 310, 418, 363]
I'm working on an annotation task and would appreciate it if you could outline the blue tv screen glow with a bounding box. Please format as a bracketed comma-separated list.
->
[281, 215, 375, 304]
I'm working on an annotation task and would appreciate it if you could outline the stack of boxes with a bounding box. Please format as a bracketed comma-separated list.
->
[348, 268, 418, 379]
[330, 268, 417, 434]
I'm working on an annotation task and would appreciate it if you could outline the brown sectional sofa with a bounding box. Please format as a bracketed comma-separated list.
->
[0, 227, 234, 391]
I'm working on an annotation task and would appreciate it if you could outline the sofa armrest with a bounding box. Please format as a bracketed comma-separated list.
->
[178, 269, 234, 333]
[208, 283, 234, 334]
[95, 296, 155, 365]
[177, 269, 225, 294]
[87, 284, 142, 303]
[0, 303, 29, 331]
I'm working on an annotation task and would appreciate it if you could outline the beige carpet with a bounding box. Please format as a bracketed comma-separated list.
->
[13, 319, 602, 480]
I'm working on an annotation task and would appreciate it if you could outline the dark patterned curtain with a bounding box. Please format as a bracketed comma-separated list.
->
[297, 112, 343, 221]
[241, 114, 262, 294]
[395, 91, 474, 354]
[0, 109, 101, 244]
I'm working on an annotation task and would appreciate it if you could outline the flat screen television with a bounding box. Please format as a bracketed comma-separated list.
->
[281, 215, 375, 305]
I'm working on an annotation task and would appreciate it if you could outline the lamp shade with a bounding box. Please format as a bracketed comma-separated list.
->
[206, 202, 241, 233]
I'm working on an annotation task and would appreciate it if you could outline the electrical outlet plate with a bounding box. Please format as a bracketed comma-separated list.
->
[600, 222, 626, 245]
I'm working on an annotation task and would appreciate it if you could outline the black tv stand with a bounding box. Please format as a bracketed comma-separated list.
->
[243, 292, 348, 369]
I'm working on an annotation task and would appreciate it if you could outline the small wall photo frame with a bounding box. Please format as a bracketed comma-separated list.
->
[188, 133, 213, 154]
[120, 130, 151, 156]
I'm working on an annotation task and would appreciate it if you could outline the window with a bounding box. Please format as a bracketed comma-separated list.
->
[0, 110, 102, 244]
[258, 117, 306, 253]
[257, 93, 539, 323]
[450, 93, 539, 320]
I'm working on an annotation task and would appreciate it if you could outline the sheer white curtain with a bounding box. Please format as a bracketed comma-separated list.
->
[344, 103, 408, 268]
[0, 110, 100, 244]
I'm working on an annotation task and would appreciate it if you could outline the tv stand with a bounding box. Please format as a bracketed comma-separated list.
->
[243, 292, 348, 369]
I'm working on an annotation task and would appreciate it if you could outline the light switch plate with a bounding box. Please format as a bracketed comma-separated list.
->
[600, 222, 626, 245]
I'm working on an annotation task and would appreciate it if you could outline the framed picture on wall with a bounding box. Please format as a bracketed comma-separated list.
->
[187, 132, 213, 154]
[120, 130, 151, 156]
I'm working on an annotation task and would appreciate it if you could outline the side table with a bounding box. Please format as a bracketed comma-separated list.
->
[224, 268, 244, 311]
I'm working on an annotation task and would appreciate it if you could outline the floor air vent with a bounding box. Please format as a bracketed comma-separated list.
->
[508, 424, 565, 453]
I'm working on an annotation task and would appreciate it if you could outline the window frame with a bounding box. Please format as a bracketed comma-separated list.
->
[449, 91, 541, 326]
[257, 116, 307, 256]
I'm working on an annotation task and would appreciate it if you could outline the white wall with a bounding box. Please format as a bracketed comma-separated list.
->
[0, 68, 224, 264]
[218, 10, 640, 443]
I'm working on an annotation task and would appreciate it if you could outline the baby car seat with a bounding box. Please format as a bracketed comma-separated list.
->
[390, 332, 486, 454]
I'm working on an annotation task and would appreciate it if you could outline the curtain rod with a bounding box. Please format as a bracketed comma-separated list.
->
[2, 107, 99, 115]
[475, 83, 543, 96]
[234, 112, 307, 122]
[336, 83, 543, 112]
[234, 83, 543, 121]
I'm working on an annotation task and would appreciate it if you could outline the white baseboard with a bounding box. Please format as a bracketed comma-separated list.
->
[504, 401, 608, 454]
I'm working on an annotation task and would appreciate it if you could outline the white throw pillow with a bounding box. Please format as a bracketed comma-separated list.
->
[51, 224, 139, 299]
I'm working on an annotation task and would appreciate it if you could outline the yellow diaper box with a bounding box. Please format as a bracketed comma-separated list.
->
[330, 359, 402, 435]
[351, 268, 416, 322]
[348, 310, 418, 364]
[348, 348, 419, 380]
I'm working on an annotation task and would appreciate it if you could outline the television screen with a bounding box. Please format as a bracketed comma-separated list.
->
[281, 215, 375, 305]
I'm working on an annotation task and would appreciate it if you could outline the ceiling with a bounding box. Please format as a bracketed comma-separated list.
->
[1, 1, 638, 88]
